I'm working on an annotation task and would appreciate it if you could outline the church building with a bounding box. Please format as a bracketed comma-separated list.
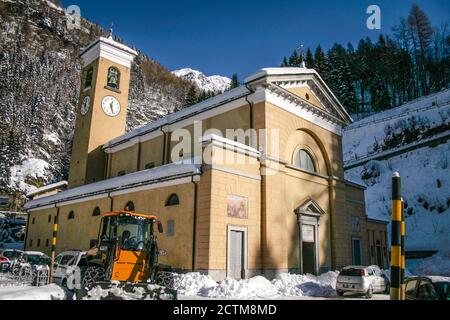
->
[24, 36, 388, 280]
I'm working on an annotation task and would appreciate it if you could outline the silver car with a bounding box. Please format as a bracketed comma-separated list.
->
[336, 265, 389, 299]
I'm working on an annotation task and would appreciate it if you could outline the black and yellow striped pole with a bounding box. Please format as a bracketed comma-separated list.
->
[48, 212, 59, 284]
[390, 172, 403, 300]
[401, 200, 406, 300]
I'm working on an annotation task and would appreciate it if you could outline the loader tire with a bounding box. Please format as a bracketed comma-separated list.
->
[81, 267, 106, 290]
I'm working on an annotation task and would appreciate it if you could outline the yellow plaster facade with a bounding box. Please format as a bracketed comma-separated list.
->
[25, 39, 388, 280]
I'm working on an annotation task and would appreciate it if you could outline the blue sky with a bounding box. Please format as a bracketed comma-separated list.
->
[62, 0, 449, 79]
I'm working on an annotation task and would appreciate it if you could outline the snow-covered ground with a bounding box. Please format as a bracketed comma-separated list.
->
[173, 68, 231, 93]
[174, 272, 340, 300]
[345, 141, 450, 251]
[344, 88, 450, 163]
[408, 246, 450, 277]
[0, 284, 66, 300]
[344, 89, 450, 254]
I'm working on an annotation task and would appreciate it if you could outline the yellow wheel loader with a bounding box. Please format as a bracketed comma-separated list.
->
[77, 211, 176, 300]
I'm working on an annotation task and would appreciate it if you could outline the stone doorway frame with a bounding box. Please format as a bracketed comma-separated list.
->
[295, 199, 326, 275]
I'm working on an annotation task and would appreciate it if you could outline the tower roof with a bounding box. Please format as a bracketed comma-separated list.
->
[80, 36, 137, 68]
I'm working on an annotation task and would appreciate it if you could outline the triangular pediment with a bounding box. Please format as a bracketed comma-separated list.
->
[295, 199, 326, 217]
[246, 68, 353, 125]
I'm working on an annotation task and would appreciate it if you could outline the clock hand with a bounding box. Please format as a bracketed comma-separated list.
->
[110, 102, 114, 114]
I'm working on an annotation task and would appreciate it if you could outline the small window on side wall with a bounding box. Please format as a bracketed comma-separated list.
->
[166, 194, 180, 207]
[167, 220, 175, 237]
[125, 201, 135, 212]
[68, 211, 75, 220]
[295, 149, 316, 173]
[93, 207, 101, 217]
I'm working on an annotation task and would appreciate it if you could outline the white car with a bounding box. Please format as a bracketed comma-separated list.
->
[336, 265, 389, 299]
[52, 251, 88, 289]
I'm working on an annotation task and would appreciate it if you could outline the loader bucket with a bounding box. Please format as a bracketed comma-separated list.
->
[76, 281, 178, 300]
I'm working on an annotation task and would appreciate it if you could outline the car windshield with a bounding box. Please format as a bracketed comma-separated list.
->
[3, 251, 21, 260]
[340, 268, 363, 277]
[435, 282, 450, 300]
[25, 255, 43, 265]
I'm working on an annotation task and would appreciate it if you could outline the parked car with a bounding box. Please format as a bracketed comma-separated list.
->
[0, 249, 23, 262]
[405, 276, 450, 301]
[52, 251, 88, 289]
[18, 252, 49, 266]
[0, 249, 23, 271]
[336, 265, 389, 299]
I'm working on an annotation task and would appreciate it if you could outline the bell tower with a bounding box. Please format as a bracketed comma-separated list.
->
[68, 36, 137, 188]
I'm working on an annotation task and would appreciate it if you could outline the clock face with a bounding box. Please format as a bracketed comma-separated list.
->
[102, 96, 121, 117]
[80, 96, 91, 116]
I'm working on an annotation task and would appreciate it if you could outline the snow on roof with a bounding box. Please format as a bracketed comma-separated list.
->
[26, 181, 68, 198]
[81, 36, 138, 57]
[244, 67, 318, 83]
[103, 85, 250, 150]
[24, 163, 201, 210]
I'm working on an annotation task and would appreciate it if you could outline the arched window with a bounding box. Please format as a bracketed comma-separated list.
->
[124, 201, 135, 212]
[107, 67, 120, 90]
[295, 149, 316, 173]
[85, 67, 93, 89]
[92, 207, 101, 217]
[166, 194, 180, 207]
[68, 211, 75, 220]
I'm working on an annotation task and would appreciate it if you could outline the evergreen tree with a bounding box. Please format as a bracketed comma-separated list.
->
[185, 85, 198, 106]
[305, 48, 314, 68]
[230, 74, 240, 89]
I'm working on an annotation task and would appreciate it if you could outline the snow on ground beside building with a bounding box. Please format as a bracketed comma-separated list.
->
[345, 141, 450, 251]
[173, 272, 339, 299]
[0, 284, 66, 300]
[408, 244, 450, 277]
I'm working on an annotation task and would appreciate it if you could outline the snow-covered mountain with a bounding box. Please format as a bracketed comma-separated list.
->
[173, 68, 231, 93]
[344, 89, 450, 252]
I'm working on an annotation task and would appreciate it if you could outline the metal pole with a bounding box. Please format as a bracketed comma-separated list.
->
[401, 200, 406, 300]
[48, 211, 59, 284]
[390, 172, 402, 300]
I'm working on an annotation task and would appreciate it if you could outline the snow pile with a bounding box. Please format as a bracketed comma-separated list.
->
[86, 284, 150, 301]
[175, 272, 339, 299]
[84, 282, 175, 300]
[173, 272, 218, 296]
[201, 276, 279, 299]
[409, 245, 450, 277]
[0, 284, 66, 300]
[346, 141, 450, 251]
[173, 68, 231, 93]
[272, 272, 338, 297]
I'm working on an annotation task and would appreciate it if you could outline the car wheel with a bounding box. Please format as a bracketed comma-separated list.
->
[365, 286, 374, 299]
[337, 290, 344, 297]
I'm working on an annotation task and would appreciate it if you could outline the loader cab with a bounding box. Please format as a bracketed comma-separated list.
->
[93, 211, 163, 283]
